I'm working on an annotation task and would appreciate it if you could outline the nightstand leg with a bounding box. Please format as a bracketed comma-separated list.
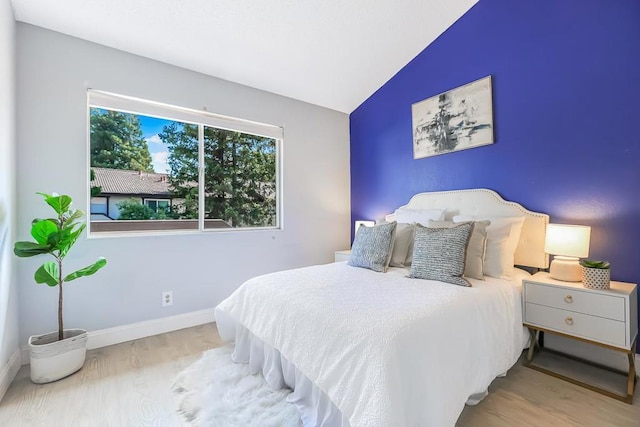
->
[627, 350, 636, 398]
[526, 328, 539, 362]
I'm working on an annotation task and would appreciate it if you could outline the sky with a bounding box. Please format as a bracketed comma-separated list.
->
[138, 115, 173, 173]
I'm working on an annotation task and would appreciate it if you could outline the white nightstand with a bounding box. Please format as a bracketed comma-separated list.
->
[334, 250, 351, 262]
[523, 272, 638, 403]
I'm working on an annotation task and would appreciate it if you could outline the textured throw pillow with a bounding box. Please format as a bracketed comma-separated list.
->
[453, 215, 525, 279]
[408, 222, 475, 287]
[427, 219, 490, 280]
[348, 221, 397, 272]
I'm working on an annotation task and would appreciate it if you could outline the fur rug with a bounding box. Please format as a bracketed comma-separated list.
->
[172, 344, 302, 426]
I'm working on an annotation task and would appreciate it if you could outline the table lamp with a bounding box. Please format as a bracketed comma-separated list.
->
[544, 223, 591, 282]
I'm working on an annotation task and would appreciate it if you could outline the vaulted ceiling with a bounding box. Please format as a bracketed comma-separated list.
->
[11, 0, 477, 113]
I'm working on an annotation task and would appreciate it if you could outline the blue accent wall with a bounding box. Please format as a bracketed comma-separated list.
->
[350, 0, 640, 347]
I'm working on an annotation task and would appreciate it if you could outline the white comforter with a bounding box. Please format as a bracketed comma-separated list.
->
[215, 262, 526, 427]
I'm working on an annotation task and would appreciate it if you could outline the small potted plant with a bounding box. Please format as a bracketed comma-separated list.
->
[579, 259, 610, 290]
[14, 192, 107, 383]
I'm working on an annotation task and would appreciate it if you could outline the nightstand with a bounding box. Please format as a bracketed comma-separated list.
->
[523, 272, 638, 403]
[334, 250, 351, 262]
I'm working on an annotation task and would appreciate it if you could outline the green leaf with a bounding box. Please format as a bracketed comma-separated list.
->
[90, 110, 155, 173]
[58, 224, 86, 258]
[90, 185, 102, 197]
[38, 193, 72, 215]
[41, 217, 62, 227]
[36, 192, 53, 200]
[14, 241, 52, 257]
[63, 209, 84, 227]
[34, 261, 60, 287]
[47, 229, 64, 248]
[30, 219, 58, 245]
[580, 259, 610, 269]
[47, 228, 75, 256]
[64, 257, 107, 282]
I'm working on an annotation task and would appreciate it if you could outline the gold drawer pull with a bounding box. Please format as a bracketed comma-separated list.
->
[564, 295, 573, 303]
[565, 317, 574, 326]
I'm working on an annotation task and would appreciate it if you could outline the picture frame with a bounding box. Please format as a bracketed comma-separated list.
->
[412, 76, 494, 159]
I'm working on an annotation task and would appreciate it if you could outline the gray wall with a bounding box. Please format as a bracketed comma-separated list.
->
[16, 24, 351, 345]
[0, 0, 18, 372]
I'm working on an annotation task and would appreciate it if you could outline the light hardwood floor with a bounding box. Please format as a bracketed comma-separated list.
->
[0, 324, 221, 427]
[0, 323, 638, 426]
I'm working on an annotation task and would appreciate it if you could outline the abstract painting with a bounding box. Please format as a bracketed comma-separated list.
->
[412, 76, 493, 159]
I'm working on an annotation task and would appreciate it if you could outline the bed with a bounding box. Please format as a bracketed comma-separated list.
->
[215, 188, 549, 426]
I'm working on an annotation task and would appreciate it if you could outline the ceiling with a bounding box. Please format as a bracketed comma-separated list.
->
[11, 0, 477, 113]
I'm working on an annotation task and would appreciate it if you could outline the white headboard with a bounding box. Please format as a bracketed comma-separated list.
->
[385, 188, 549, 269]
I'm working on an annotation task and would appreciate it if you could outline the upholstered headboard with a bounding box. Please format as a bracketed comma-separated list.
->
[385, 188, 549, 269]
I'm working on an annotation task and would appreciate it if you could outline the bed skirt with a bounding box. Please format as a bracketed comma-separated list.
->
[217, 309, 350, 427]
[216, 310, 511, 426]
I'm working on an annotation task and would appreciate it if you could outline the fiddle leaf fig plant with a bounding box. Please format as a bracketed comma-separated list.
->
[579, 259, 610, 269]
[14, 193, 107, 341]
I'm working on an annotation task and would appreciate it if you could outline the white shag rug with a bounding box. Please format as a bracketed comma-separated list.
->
[172, 344, 302, 427]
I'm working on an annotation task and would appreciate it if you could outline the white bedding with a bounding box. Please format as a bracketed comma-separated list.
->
[215, 262, 529, 426]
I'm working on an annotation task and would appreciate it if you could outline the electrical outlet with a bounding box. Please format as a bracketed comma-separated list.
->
[162, 291, 173, 307]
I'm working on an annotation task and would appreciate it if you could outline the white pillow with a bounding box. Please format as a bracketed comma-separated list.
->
[375, 221, 415, 267]
[394, 208, 445, 225]
[428, 219, 490, 280]
[453, 215, 525, 279]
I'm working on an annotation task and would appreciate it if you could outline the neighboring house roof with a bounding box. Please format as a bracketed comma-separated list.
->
[91, 167, 171, 197]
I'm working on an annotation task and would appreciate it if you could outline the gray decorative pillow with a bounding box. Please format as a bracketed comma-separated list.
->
[349, 221, 397, 272]
[427, 220, 490, 280]
[408, 222, 474, 286]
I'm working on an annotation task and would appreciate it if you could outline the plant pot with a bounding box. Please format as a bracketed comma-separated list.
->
[28, 328, 88, 384]
[582, 267, 610, 290]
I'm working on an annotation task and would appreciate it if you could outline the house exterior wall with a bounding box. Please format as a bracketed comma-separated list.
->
[91, 195, 144, 220]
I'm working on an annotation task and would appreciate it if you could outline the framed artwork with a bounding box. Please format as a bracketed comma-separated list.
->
[412, 76, 493, 159]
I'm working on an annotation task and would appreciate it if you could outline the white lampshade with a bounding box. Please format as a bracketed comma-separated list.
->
[355, 220, 375, 231]
[545, 224, 591, 282]
[544, 224, 591, 258]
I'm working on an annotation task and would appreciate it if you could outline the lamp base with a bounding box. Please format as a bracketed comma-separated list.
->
[549, 256, 582, 282]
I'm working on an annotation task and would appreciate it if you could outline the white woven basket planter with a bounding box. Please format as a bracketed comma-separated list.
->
[582, 267, 610, 290]
[28, 328, 88, 384]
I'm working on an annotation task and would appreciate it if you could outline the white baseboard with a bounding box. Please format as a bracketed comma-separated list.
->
[21, 308, 215, 365]
[0, 348, 21, 403]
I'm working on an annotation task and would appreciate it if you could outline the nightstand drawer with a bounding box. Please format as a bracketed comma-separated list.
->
[525, 303, 627, 347]
[524, 281, 625, 321]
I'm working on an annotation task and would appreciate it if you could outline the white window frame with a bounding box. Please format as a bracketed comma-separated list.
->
[87, 90, 283, 237]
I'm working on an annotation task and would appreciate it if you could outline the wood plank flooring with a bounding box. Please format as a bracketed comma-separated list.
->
[0, 323, 637, 426]
[0, 324, 220, 427]
[457, 357, 639, 426]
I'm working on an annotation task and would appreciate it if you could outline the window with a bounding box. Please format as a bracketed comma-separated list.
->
[144, 199, 170, 214]
[88, 91, 282, 235]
